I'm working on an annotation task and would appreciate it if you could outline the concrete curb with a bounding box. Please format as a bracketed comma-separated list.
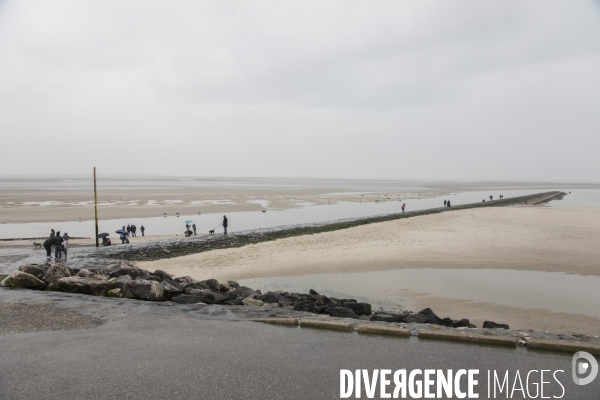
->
[418, 330, 517, 348]
[300, 319, 354, 332]
[246, 318, 299, 326]
[357, 325, 410, 337]
[527, 339, 600, 356]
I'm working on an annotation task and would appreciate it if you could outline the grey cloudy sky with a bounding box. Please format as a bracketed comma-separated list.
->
[1, 0, 599, 181]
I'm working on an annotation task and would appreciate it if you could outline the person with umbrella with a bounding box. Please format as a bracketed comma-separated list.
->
[116, 229, 128, 244]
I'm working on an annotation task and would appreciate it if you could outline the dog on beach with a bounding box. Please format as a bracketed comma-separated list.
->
[209, 230, 215, 235]
[33, 242, 42, 249]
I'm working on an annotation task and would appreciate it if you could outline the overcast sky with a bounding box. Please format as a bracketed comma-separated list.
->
[1, 1, 599, 181]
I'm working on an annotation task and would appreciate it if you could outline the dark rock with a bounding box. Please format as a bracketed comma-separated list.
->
[329, 297, 343, 306]
[325, 307, 360, 319]
[370, 312, 408, 323]
[344, 302, 372, 316]
[278, 298, 293, 307]
[188, 289, 225, 304]
[309, 289, 319, 295]
[108, 263, 149, 280]
[18, 263, 49, 279]
[453, 319, 472, 328]
[483, 321, 509, 330]
[55, 277, 111, 296]
[440, 317, 455, 328]
[232, 286, 261, 299]
[313, 295, 336, 307]
[418, 308, 444, 325]
[198, 279, 220, 292]
[1, 271, 47, 289]
[341, 299, 357, 304]
[402, 313, 429, 324]
[163, 279, 185, 291]
[293, 298, 319, 313]
[258, 292, 283, 304]
[136, 275, 162, 282]
[109, 275, 133, 290]
[42, 264, 71, 284]
[122, 280, 164, 301]
[161, 281, 183, 298]
[150, 269, 174, 281]
[227, 280, 240, 288]
[218, 282, 231, 292]
[224, 298, 244, 306]
[171, 295, 204, 304]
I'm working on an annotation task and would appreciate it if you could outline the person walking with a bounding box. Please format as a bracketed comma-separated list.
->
[447, 200, 451, 207]
[126, 225, 131, 236]
[401, 203, 405, 213]
[54, 231, 64, 260]
[140, 225, 145, 236]
[490, 195, 493, 201]
[192, 223, 196, 235]
[50, 229, 55, 238]
[43, 236, 54, 259]
[443, 200, 447, 206]
[132, 225, 137, 237]
[222, 215, 228, 235]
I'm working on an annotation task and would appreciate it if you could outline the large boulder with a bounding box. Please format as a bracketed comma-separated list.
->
[197, 279, 221, 292]
[258, 292, 285, 304]
[122, 280, 164, 301]
[77, 269, 94, 278]
[109, 275, 133, 290]
[227, 280, 240, 288]
[313, 295, 336, 307]
[187, 289, 225, 304]
[325, 307, 360, 319]
[161, 281, 183, 298]
[242, 297, 264, 307]
[150, 269, 174, 281]
[18, 263, 50, 279]
[107, 263, 149, 280]
[343, 302, 372, 316]
[55, 277, 111, 296]
[42, 264, 71, 284]
[403, 313, 429, 324]
[293, 299, 319, 314]
[454, 319, 475, 328]
[1, 271, 47, 289]
[483, 321, 509, 330]
[418, 308, 454, 327]
[232, 286, 261, 299]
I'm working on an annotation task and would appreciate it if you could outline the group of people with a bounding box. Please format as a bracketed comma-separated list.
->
[184, 223, 197, 237]
[443, 200, 452, 207]
[42, 229, 70, 260]
[125, 224, 144, 237]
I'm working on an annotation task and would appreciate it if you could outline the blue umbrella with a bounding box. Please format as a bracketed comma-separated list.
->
[184, 220, 193, 224]
[115, 229, 126, 235]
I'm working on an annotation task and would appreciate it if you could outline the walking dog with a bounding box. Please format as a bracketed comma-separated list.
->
[33, 242, 42, 249]
[209, 230, 215, 235]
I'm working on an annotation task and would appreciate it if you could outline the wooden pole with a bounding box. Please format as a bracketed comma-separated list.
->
[94, 167, 99, 247]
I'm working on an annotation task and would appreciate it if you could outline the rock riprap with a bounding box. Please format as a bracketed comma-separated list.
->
[1, 261, 511, 331]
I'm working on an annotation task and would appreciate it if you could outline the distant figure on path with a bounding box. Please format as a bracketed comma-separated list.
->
[63, 232, 70, 249]
[140, 225, 145, 236]
[54, 231, 64, 260]
[401, 203, 405, 213]
[223, 215, 228, 235]
[43, 236, 53, 259]
[490, 195, 493, 201]
[447, 200, 451, 207]
[443, 200, 447, 206]
[126, 225, 131, 236]
[131, 225, 136, 237]
[186, 223, 190, 230]
[192, 224, 197, 235]
[50, 229, 55, 238]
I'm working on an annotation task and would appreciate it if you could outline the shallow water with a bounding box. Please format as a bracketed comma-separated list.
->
[1, 188, 597, 239]
[239, 268, 600, 318]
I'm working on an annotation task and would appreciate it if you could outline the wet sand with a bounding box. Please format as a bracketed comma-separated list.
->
[140, 206, 600, 334]
[0, 187, 435, 224]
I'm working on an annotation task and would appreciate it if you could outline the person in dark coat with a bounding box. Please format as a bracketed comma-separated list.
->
[447, 200, 451, 207]
[223, 215, 228, 235]
[43, 236, 54, 258]
[140, 225, 145, 236]
[126, 225, 131, 236]
[132, 225, 137, 237]
[54, 231, 64, 260]
[192, 224, 196, 235]
[444, 200, 447, 206]
[50, 229, 55, 238]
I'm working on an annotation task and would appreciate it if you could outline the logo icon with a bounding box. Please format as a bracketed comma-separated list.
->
[572, 351, 598, 385]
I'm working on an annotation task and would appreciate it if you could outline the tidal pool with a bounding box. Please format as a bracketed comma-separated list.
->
[239, 268, 600, 318]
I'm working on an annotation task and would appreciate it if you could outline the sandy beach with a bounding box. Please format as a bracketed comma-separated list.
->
[140, 205, 600, 334]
